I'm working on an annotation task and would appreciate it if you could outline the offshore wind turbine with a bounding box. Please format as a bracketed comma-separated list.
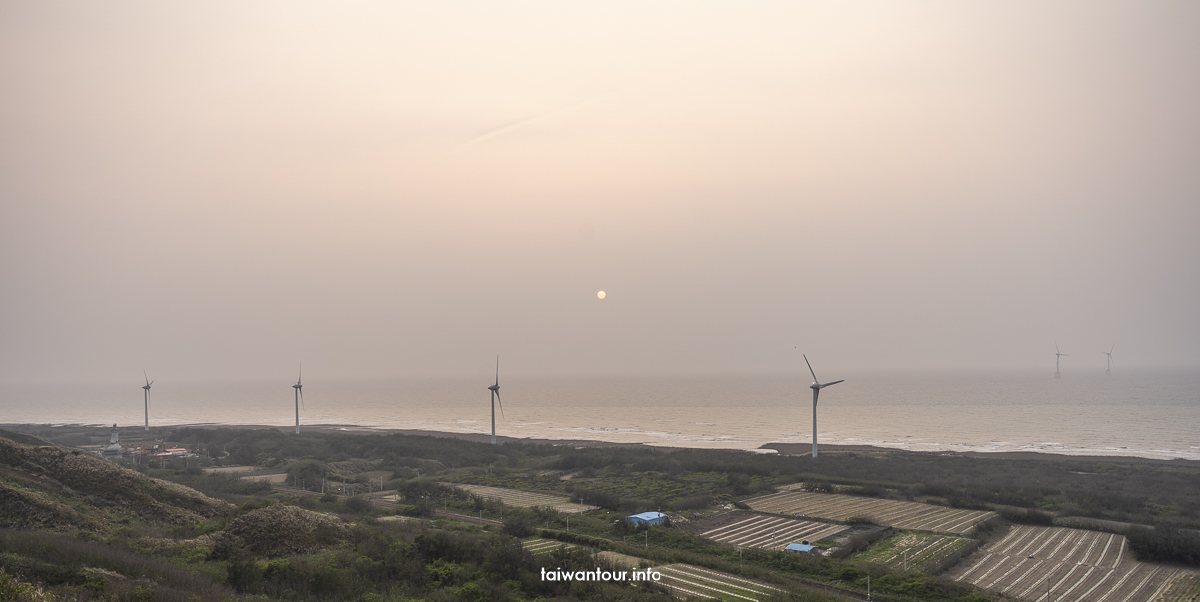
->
[487, 356, 504, 444]
[804, 355, 844, 458]
[1055, 343, 1068, 378]
[142, 371, 153, 431]
[1104, 344, 1115, 375]
[292, 365, 304, 434]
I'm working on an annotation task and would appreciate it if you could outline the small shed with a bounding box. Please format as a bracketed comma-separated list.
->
[625, 512, 668, 527]
[784, 543, 818, 555]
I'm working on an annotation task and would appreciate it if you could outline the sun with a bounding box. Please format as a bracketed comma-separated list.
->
[597, 291, 606, 300]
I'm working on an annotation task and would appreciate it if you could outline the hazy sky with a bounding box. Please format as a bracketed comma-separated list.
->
[2, 1, 1198, 384]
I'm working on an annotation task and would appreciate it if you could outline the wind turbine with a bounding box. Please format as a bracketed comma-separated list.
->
[804, 355, 844, 458]
[292, 365, 304, 434]
[1055, 343, 1068, 378]
[487, 356, 503, 445]
[142, 371, 153, 431]
[1104, 344, 1115, 375]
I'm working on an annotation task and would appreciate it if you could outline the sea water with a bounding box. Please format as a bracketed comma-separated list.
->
[1, 369, 1197, 460]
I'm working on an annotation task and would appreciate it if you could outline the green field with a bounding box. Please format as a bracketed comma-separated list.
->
[852, 531, 973, 572]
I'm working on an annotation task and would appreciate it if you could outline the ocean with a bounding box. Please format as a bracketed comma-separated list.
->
[2, 369, 1197, 460]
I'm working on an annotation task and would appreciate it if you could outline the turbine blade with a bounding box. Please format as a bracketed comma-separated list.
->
[298, 364, 303, 386]
[300, 388, 305, 410]
[1110, 344, 1115, 354]
[819, 379, 845, 389]
[496, 391, 504, 418]
[1056, 342, 1060, 353]
[149, 381, 153, 386]
[144, 370, 150, 387]
[803, 354, 819, 383]
[495, 355, 499, 386]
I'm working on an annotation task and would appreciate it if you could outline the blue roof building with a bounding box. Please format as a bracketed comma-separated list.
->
[785, 543, 818, 555]
[625, 511, 668, 527]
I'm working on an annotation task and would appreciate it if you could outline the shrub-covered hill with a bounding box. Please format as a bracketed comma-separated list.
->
[213, 503, 349, 558]
[0, 430, 233, 531]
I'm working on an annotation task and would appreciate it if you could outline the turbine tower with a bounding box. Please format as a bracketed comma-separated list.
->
[804, 355, 844, 458]
[1055, 343, 1068, 378]
[292, 365, 304, 435]
[142, 371, 153, 431]
[1104, 344, 1115, 375]
[487, 356, 504, 445]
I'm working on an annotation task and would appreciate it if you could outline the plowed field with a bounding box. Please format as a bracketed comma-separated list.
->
[657, 564, 784, 601]
[698, 513, 844, 550]
[745, 490, 993, 534]
[945, 525, 1195, 602]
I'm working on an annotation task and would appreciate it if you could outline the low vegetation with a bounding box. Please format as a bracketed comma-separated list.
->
[1, 424, 1197, 602]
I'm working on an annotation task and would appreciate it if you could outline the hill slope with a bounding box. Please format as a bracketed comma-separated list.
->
[0, 429, 233, 531]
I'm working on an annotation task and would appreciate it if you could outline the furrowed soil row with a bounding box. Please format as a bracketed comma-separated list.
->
[1002, 527, 1043, 556]
[947, 526, 1193, 602]
[701, 514, 843, 550]
[1158, 572, 1200, 602]
[657, 564, 781, 601]
[522, 537, 582, 555]
[745, 491, 994, 535]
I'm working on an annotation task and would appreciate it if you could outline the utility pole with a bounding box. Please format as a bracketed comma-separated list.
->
[645, 531, 648, 548]
[868, 576, 871, 602]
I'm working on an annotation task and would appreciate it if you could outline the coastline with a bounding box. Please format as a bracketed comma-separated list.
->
[12, 422, 1198, 466]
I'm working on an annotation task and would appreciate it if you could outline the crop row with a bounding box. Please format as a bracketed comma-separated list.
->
[522, 537, 583, 555]
[1157, 573, 1199, 602]
[745, 491, 993, 534]
[853, 531, 972, 572]
[656, 563, 783, 601]
[987, 526, 1124, 567]
[947, 526, 1195, 602]
[699, 513, 844, 551]
[447, 483, 598, 514]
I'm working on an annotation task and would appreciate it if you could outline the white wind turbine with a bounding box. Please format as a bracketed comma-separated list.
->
[142, 371, 153, 431]
[292, 365, 304, 434]
[1055, 343, 1068, 378]
[487, 356, 504, 444]
[804, 355, 844, 458]
[1104, 344, 1115, 375]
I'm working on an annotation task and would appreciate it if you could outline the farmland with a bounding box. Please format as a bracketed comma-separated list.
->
[445, 483, 599, 513]
[852, 531, 973, 572]
[656, 563, 784, 601]
[746, 490, 994, 535]
[522, 536, 584, 555]
[1158, 573, 1200, 602]
[698, 513, 845, 551]
[946, 525, 1196, 602]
